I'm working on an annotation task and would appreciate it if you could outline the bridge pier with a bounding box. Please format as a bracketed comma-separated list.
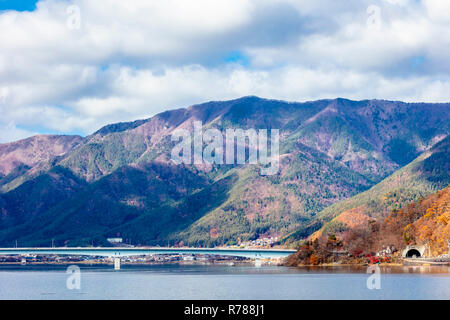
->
[114, 257, 121, 270]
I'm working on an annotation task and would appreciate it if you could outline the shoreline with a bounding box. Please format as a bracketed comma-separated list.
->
[289, 261, 450, 267]
[0, 260, 267, 267]
[1, 261, 448, 268]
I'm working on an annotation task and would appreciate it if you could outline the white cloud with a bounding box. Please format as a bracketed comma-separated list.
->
[425, 0, 450, 23]
[0, 0, 449, 142]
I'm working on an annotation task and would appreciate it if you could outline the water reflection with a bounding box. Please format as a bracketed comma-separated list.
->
[0, 264, 449, 300]
[292, 265, 450, 274]
[0, 263, 449, 274]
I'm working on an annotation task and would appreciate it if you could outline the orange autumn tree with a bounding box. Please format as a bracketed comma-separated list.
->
[381, 186, 449, 256]
[344, 186, 449, 257]
[413, 187, 449, 255]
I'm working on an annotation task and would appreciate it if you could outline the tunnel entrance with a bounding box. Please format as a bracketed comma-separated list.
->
[406, 249, 421, 258]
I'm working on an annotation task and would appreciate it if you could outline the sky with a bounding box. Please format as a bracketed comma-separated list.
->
[0, 0, 450, 142]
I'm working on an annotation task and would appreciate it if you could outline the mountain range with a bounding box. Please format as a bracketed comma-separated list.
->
[0, 96, 448, 247]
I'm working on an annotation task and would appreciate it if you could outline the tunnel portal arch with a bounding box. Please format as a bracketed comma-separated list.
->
[402, 245, 426, 258]
[405, 249, 421, 258]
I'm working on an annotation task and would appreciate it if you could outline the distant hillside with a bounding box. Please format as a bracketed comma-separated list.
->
[0, 97, 448, 247]
[285, 186, 449, 266]
[285, 135, 449, 244]
[0, 135, 83, 192]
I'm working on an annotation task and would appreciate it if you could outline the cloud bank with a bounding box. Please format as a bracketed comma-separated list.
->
[1, 0, 449, 142]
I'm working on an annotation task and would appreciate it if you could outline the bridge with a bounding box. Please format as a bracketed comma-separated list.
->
[0, 247, 296, 259]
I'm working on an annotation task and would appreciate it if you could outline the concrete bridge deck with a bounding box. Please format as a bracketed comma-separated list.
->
[0, 247, 296, 259]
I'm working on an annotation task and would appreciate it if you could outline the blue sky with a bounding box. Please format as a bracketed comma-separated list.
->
[0, 0, 38, 11]
[224, 51, 250, 68]
[0, 0, 450, 143]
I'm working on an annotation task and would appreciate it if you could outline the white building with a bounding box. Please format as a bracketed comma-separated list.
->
[107, 238, 123, 244]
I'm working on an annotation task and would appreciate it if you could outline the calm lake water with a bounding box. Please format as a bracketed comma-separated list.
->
[0, 264, 449, 300]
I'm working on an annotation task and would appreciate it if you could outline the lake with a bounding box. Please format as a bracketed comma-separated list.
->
[0, 264, 449, 300]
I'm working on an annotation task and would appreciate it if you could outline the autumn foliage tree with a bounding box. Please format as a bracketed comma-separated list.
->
[286, 186, 449, 265]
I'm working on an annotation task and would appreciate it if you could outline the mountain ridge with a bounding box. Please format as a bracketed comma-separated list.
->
[0, 96, 448, 246]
